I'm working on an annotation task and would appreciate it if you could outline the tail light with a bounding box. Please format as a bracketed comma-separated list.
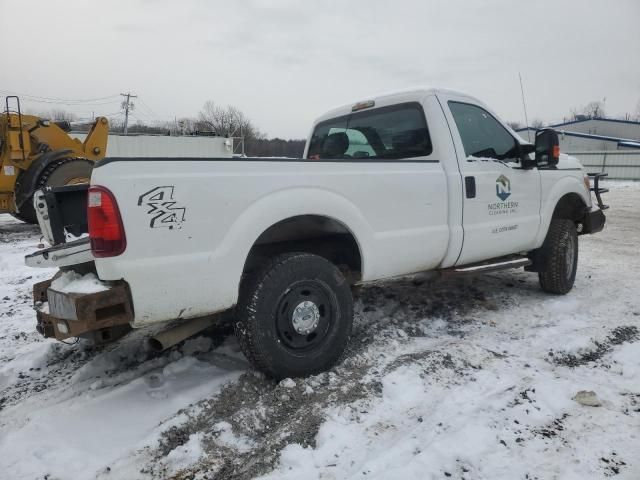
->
[88, 186, 126, 257]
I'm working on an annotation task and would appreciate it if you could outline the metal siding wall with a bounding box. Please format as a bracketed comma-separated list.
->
[561, 120, 640, 140]
[559, 135, 614, 151]
[568, 150, 640, 180]
[71, 134, 232, 158]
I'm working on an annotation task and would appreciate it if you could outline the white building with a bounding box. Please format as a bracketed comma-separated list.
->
[516, 118, 640, 152]
[71, 132, 234, 158]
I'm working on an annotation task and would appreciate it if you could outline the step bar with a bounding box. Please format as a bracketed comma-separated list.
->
[439, 255, 531, 277]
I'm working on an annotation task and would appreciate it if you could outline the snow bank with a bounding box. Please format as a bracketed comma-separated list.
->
[0, 354, 241, 480]
[165, 432, 205, 476]
[50, 271, 109, 294]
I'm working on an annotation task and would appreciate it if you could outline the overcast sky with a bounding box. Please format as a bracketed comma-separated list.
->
[2, 0, 639, 138]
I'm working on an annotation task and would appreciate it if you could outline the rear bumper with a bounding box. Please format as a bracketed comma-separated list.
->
[582, 207, 606, 235]
[33, 277, 134, 342]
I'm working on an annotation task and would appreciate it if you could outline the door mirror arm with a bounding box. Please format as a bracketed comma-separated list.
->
[518, 143, 536, 169]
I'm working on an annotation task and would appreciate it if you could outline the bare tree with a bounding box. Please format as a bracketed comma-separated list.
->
[531, 119, 544, 129]
[583, 100, 606, 119]
[506, 121, 523, 130]
[570, 100, 606, 120]
[43, 109, 78, 122]
[175, 117, 199, 135]
[108, 117, 125, 133]
[198, 101, 262, 140]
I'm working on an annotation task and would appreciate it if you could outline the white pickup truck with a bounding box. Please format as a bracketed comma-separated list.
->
[26, 88, 608, 378]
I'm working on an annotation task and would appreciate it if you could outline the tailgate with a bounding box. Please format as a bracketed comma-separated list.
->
[34, 184, 89, 245]
[27, 184, 93, 268]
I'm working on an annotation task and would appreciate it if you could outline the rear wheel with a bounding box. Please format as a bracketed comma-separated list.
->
[235, 252, 353, 379]
[537, 218, 578, 294]
[14, 159, 93, 224]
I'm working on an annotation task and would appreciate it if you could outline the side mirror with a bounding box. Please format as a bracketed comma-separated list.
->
[535, 128, 560, 168]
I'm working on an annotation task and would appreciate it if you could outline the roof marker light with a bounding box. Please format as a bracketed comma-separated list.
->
[352, 100, 375, 112]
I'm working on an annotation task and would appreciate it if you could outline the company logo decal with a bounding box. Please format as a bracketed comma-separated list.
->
[138, 186, 186, 229]
[488, 175, 518, 217]
[495, 174, 511, 201]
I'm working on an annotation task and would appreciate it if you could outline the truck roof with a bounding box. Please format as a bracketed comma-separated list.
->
[313, 87, 481, 125]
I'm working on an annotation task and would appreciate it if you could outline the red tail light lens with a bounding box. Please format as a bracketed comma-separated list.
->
[88, 186, 126, 257]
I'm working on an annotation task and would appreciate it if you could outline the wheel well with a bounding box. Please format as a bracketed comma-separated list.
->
[527, 193, 588, 271]
[243, 215, 362, 283]
[552, 193, 587, 222]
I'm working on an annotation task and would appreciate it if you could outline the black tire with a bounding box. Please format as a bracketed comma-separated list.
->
[537, 218, 578, 295]
[235, 252, 353, 379]
[14, 159, 93, 224]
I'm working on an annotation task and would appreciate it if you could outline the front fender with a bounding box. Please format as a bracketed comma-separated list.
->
[534, 174, 591, 247]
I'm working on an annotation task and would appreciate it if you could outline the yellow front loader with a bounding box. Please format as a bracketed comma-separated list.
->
[1, 96, 109, 223]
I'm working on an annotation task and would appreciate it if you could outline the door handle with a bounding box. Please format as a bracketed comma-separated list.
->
[465, 176, 476, 198]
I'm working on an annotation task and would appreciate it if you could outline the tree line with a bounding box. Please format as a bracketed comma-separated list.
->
[38, 101, 306, 158]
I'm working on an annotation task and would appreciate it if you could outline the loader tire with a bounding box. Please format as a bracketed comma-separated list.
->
[235, 252, 353, 379]
[14, 159, 93, 224]
[537, 218, 578, 295]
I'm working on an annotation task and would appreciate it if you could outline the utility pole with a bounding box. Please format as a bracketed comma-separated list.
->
[120, 92, 137, 134]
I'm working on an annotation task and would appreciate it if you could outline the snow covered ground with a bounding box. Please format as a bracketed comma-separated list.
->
[1, 181, 639, 480]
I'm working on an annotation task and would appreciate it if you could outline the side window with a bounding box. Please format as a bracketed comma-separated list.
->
[448, 101, 519, 162]
[306, 103, 432, 160]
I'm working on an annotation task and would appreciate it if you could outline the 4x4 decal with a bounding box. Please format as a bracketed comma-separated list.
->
[138, 186, 186, 229]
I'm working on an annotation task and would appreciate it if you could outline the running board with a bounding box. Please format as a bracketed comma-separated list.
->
[439, 256, 531, 277]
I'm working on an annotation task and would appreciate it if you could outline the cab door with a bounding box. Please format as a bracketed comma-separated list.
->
[438, 94, 541, 265]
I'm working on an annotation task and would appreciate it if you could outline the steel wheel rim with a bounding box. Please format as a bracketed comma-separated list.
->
[274, 280, 335, 351]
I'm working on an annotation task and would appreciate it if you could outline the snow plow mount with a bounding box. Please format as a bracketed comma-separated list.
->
[587, 172, 609, 210]
[33, 278, 133, 344]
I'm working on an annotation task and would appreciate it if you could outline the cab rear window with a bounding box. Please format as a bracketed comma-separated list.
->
[307, 103, 432, 160]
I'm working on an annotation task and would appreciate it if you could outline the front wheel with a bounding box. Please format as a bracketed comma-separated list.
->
[537, 218, 578, 295]
[235, 253, 353, 379]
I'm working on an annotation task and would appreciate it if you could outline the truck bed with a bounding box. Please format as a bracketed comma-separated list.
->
[89, 155, 451, 325]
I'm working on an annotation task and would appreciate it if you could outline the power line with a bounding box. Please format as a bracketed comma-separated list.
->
[20, 99, 121, 107]
[130, 108, 154, 121]
[137, 98, 162, 120]
[0, 89, 121, 105]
